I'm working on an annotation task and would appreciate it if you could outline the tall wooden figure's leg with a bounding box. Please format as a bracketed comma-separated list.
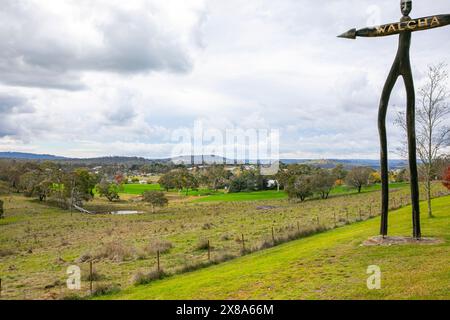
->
[403, 69, 421, 239]
[378, 63, 400, 237]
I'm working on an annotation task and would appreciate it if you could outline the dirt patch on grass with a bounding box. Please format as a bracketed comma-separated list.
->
[362, 236, 444, 246]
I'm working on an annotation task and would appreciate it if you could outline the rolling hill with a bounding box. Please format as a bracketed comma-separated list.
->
[0, 152, 408, 170]
[100, 196, 450, 300]
[0, 152, 66, 160]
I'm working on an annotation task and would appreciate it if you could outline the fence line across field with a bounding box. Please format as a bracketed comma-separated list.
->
[2, 189, 449, 299]
[81, 191, 450, 295]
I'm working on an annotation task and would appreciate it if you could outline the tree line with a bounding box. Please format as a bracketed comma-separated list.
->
[0, 154, 449, 216]
[0, 160, 170, 213]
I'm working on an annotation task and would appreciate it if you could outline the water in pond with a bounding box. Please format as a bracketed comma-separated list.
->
[111, 210, 143, 215]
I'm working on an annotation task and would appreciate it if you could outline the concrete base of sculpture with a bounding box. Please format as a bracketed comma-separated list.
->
[362, 236, 443, 246]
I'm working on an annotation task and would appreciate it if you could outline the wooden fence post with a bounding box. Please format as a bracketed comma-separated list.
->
[359, 209, 362, 221]
[207, 240, 211, 261]
[0, 278, 2, 298]
[89, 261, 93, 295]
[333, 212, 337, 227]
[241, 234, 246, 252]
[272, 227, 275, 244]
[297, 221, 300, 232]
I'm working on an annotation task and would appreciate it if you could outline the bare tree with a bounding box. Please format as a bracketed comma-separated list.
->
[395, 63, 450, 218]
[345, 167, 373, 193]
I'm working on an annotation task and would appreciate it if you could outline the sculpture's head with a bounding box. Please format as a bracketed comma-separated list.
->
[401, 0, 412, 16]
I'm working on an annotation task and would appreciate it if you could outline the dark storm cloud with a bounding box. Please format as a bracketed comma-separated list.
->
[0, 0, 194, 90]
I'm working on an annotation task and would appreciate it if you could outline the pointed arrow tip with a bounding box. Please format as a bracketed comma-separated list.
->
[337, 28, 357, 39]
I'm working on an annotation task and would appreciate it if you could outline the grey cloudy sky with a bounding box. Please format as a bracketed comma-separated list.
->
[0, 0, 449, 159]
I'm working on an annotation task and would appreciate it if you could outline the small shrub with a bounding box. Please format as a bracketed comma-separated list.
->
[220, 233, 232, 241]
[77, 252, 92, 263]
[257, 238, 274, 250]
[91, 283, 121, 297]
[132, 269, 166, 286]
[212, 252, 236, 264]
[82, 269, 103, 282]
[136, 249, 147, 260]
[195, 239, 210, 251]
[202, 223, 213, 230]
[177, 261, 212, 274]
[95, 241, 135, 262]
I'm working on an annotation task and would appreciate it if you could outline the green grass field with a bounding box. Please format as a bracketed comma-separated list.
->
[102, 196, 450, 300]
[192, 190, 287, 202]
[330, 182, 408, 195]
[122, 184, 162, 194]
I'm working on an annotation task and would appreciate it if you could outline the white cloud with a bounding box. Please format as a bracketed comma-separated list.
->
[0, 0, 205, 89]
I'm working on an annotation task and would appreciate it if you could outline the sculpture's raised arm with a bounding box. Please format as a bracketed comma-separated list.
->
[338, 14, 450, 39]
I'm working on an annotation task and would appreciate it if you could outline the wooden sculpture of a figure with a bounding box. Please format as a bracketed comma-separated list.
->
[379, 0, 420, 239]
[339, 1, 450, 239]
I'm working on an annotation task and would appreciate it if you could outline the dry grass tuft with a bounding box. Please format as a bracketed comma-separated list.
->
[0, 247, 15, 257]
[132, 269, 167, 286]
[144, 239, 173, 255]
[94, 241, 136, 262]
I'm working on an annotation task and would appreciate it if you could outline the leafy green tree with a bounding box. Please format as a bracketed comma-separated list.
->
[285, 174, 314, 202]
[312, 169, 336, 199]
[229, 176, 248, 193]
[332, 164, 348, 180]
[4, 166, 22, 192]
[143, 191, 169, 213]
[162, 168, 200, 195]
[179, 169, 199, 195]
[20, 170, 53, 201]
[276, 164, 315, 191]
[131, 177, 140, 184]
[228, 170, 265, 193]
[96, 180, 122, 202]
[158, 172, 177, 191]
[63, 169, 99, 207]
[202, 165, 230, 191]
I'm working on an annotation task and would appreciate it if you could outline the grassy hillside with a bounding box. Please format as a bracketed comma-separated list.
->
[0, 184, 446, 300]
[102, 196, 450, 300]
